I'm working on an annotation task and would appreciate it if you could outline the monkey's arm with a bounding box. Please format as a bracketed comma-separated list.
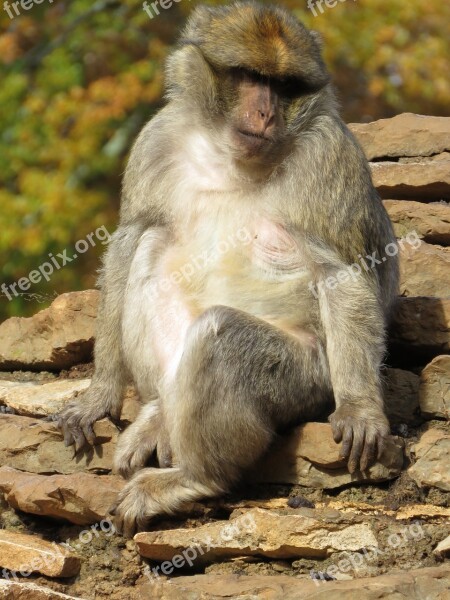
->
[57, 223, 149, 451]
[57, 113, 171, 451]
[316, 259, 389, 473]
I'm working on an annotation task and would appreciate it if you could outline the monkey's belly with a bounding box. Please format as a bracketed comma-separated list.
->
[149, 226, 316, 377]
[147, 273, 316, 381]
[198, 217, 315, 333]
[125, 220, 317, 383]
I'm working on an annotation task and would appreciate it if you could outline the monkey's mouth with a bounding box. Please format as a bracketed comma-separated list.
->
[235, 130, 273, 157]
[237, 129, 270, 142]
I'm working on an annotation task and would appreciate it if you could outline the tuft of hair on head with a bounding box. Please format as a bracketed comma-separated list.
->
[179, 1, 330, 88]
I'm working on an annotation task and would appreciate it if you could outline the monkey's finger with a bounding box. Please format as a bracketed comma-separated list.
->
[59, 417, 76, 447]
[347, 430, 364, 474]
[122, 513, 137, 539]
[83, 422, 97, 446]
[376, 433, 387, 461]
[339, 426, 353, 461]
[359, 435, 377, 472]
[329, 417, 343, 444]
[332, 429, 343, 444]
[73, 429, 88, 455]
[63, 428, 75, 447]
[113, 514, 124, 536]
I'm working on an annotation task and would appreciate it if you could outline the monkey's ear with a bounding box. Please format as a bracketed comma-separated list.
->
[309, 30, 324, 50]
[165, 45, 217, 110]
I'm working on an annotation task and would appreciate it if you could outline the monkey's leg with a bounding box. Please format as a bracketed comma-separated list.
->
[113, 400, 172, 479]
[111, 305, 331, 536]
[57, 224, 145, 451]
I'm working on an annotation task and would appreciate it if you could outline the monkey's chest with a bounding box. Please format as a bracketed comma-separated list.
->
[168, 218, 311, 318]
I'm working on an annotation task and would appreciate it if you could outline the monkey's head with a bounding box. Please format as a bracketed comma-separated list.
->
[165, 2, 332, 166]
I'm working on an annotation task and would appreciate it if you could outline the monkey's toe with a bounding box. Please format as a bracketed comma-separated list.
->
[110, 481, 157, 538]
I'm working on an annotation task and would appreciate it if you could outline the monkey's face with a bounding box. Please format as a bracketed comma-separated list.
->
[222, 68, 285, 161]
[219, 67, 323, 164]
[166, 3, 332, 167]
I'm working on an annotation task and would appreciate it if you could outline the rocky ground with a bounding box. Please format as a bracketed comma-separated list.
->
[0, 113, 449, 599]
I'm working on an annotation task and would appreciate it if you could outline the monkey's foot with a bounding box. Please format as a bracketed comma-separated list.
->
[113, 404, 173, 479]
[329, 403, 390, 474]
[110, 467, 218, 537]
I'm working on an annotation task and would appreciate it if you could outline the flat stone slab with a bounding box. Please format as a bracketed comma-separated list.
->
[141, 564, 450, 600]
[419, 355, 450, 419]
[0, 529, 80, 577]
[0, 466, 124, 525]
[0, 290, 98, 371]
[0, 581, 85, 600]
[384, 199, 450, 246]
[251, 423, 404, 489]
[349, 113, 450, 160]
[0, 379, 91, 417]
[135, 507, 378, 563]
[371, 160, 450, 200]
[0, 414, 117, 474]
[408, 429, 450, 492]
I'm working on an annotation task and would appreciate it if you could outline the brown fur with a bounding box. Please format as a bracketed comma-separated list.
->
[57, 2, 399, 537]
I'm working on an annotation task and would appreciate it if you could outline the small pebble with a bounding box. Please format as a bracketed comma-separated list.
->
[287, 495, 315, 509]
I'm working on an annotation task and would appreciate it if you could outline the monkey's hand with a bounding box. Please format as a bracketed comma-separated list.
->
[56, 384, 120, 453]
[328, 402, 390, 474]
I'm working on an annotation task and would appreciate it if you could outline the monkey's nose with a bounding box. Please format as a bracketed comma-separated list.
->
[256, 108, 276, 136]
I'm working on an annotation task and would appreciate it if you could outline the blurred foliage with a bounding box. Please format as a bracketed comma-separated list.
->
[0, 0, 449, 320]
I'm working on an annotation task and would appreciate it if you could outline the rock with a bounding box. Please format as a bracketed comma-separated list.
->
[399, 242, 450, 297]
[389, 297, 450, 359]
[383, 200, 450, 245]
[0, 290, 99, 371]
[408, 429, 450, 492]
[135, 507, 378, 563]
[349, 113, 450, 160]
[0, 379, 142, 422]
[384, 368, 421, 426]
[0, 415, 117, 474]
[370, 160, 450, 200]
[419, 355, 450, 419]
[434, 535, 450, 558]
[0, 581, 85, 600]
[251, 423, 404, 488]
[0, 379, 91, 417]
[0, 529, 80, 577]
[0, 467, 124, 525]
[141, 565, 450, 599]
[399, 152, 450, 164]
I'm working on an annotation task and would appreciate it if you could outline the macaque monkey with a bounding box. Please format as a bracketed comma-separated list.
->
[58, 2, 399, 536]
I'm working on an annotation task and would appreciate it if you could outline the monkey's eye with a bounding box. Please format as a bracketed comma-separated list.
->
[273, 77, 305, 99]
